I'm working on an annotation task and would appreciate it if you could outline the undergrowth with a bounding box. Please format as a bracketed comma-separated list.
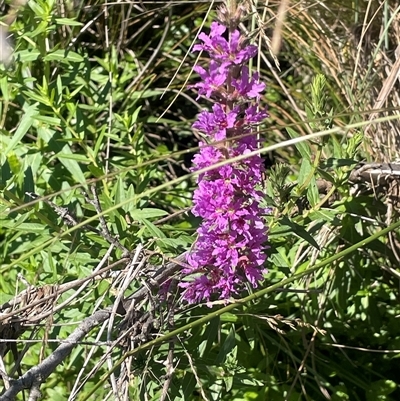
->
[1, 0, 400, 400]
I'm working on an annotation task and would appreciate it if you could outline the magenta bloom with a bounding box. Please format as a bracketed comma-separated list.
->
[192, 61, 228, 99]
[194, 22, 258, 66]
[232, 67, 266, 98]
[181, 17, 269, 304]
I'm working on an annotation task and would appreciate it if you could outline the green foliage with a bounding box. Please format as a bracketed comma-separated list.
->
[1, 1, 400, 400]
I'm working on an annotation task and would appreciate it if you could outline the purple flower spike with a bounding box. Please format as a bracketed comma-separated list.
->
[193, 61, 228, 99]
[232, 67, 265, 99]
[194, 22, 258, 66]
[181, 11, 269, 304]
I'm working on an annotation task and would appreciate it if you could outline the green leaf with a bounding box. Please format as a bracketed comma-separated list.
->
[268, 224, 292, 238]
[306, 175, 319, 206]
[215, 326, 236, 364]
[286, 127, 311, 160]
[28, 0, 45, 15]
[331, 135, 344, 158]
[181, 372, 196, 400]
[3, 222, 49, 233]
[318, 168, 336, 183]
[280, 216, 320, 249]
[4, 104, 37, 154]
[88, 165, 104, 178]
[9, 234, 53, 255]
[270, 251, 291, 269]
[156, 237, 189, 250]
[130, 106, 142, 125]
[199, 318, 220, 358]
[14, 49, 41, 62]
[298, 158, 312, 188]
[56, 147, 87, 184]
[223, 376, 233, 392]
[54, 153, 90, 162]
[55, 18, 83, 26]
[131, 208, 168, 220]
[308, 209, 340, 223]
[29, 21, 51, 38]
[22, 90, 51, 106]
[130, 89, 163, 99]
[0, 76, 9, 103]
[44, 50, 84, 63]
[321, 158, 357, 169]
[220, 313, 238, 323]
[6, 152, 22, 175]
[23, 166, 35, 200]
[34, 115, 61, 125]
[141, 218, 166, 239]
[0, 159, 13, 189]
[114, 177, 126, 210]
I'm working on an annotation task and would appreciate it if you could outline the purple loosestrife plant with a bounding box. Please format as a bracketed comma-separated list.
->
[181, 7, 269, 304]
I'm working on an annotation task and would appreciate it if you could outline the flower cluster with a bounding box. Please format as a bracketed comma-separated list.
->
[181, 18, 269, 304]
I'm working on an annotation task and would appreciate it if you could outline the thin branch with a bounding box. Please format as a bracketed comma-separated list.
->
[82, 187, 130, 256]
[0, 253, 186, 400]
[1, 309, 111, 400]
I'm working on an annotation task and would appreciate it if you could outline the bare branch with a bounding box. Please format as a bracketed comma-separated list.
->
[1, 309, 111, 401]
[0, 253, 186, 400]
